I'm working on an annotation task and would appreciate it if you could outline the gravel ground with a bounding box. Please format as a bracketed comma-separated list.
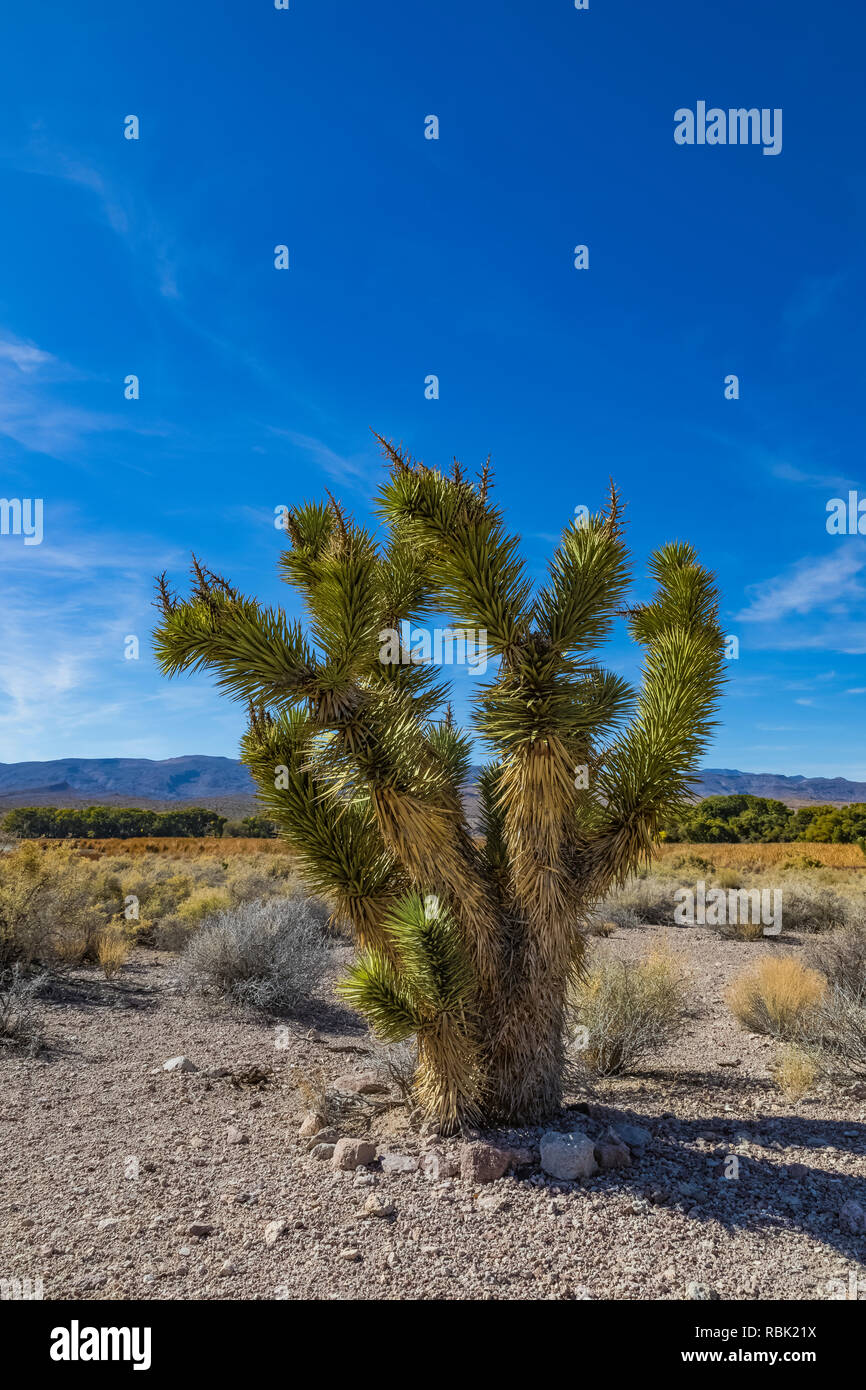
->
[1, 923, 864, 1302]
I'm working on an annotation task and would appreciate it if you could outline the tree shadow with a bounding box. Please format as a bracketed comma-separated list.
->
[563, 1088, 866, 1269]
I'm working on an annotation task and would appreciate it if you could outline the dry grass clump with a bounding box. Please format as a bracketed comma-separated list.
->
[772, 1044, 819, 1100]
[726, 956, 826, 1037]
[96, 924, 132, 979]
[568, 944, 689, 1077]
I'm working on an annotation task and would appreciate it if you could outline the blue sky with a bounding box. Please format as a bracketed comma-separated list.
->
[0, 0, 864, 777]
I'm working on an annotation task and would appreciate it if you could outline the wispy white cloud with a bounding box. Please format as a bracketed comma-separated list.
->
[770, 460, 856, 491]
[737, 549, 866, 623]
[6, 147, 181, 301]
[0, 329, 162, 461]
[266, 428, 375, 488]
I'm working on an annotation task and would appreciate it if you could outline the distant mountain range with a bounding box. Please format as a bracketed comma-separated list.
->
[690, 768, 866, 805]
[0, 757, 864, 809]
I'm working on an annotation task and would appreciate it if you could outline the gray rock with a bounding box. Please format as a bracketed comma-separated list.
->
[609, 1122, 651, 1152]
[263, 1219, 288, 1246]
[163, 1056, 197, 1073]
[304, 1128, 339, 1152]
[540, 1131, 599, 1181]
[187, 1222, 214, 1237]
[420, 1151, 460, 1181]
[309, 1142, 336, 1161]
[840, 1199, 865, 1235]
[685, 1281, 715, 1301]
[379, 1152, 418, 1174]
[360, 1194, 395, 1219]
[331, 1137, 377, 1171]
[226, 1126, 247, 1145]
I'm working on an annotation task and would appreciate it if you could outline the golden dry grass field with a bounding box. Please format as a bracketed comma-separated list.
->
[653, 841, 866, 870]
[31, 836, 294, 859]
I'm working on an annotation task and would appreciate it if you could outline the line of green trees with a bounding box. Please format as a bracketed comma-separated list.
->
[0, 807, 279, 840]
[663, 795, 866, 844]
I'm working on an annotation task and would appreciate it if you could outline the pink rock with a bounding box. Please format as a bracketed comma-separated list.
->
[594, 1141, 631, 1171]
[331, 1137, 377, 1171]
[298, 1112, 327, 1137]
[459, 1141, 511, 1184]
[333, 1072, 389, 1096]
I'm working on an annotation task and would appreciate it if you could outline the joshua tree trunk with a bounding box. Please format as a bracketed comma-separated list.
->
[153, 434, 724, 1132]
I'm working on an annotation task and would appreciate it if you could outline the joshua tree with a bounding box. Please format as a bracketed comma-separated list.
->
[153, 436, 725, 1130]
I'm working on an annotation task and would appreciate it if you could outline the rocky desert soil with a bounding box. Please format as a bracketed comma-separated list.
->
[1, 923, 864, 1302]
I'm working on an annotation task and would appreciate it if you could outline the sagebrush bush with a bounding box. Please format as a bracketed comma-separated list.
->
[0, 965, 46, 1053]
[802, 987, 866, 1078]
[780, 881, 853, 934]
[568, 945, 689, 1076]
[726, 956, 826, 1037]
[596, 878, 678, 928]
[179, 895, 331, 1012]
[806, 925, 866, 999]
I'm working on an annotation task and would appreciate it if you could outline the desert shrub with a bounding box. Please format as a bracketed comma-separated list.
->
[224, 861, 298, 906]
[780, 881, 851, 934]
[585, 916, 617, 937]
[150, 912, 196, 953]
[726, 956, 826, 1037]
[568, 945, 689, 1076]
[0, 844, 107, 967]
[802, 988, 866, 1078]
[806, 926, 866, 999]
[367, 1037, 418, 1105]
[597, 877, 677, 928]
[772, 1044, 819, 1100]
[666, 852, 715, 876]
[179, 896, 331, 1013]
[176, 887, 232, 926]
[715, 867, 742, 889]
[0, 966, 46, 1053]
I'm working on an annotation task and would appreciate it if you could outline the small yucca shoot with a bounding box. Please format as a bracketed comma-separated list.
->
[153, 437, 725, 1127]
